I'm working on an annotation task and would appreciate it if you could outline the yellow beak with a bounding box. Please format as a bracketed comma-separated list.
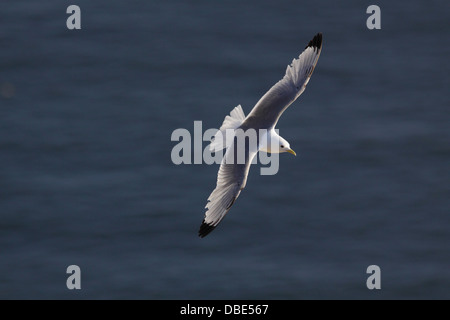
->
[287, 148, 297, 156]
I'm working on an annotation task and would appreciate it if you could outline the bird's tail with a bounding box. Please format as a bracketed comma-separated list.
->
[209, 105, 246, 152]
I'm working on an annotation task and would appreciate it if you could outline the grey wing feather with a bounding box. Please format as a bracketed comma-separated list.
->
[199, 141, 257, 237]
[246, 33, 322, 129]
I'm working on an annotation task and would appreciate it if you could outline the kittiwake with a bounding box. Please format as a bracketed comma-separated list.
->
[199, 33, 323, 237]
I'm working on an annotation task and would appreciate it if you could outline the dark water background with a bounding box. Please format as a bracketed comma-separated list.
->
[0, 0, 449, 299]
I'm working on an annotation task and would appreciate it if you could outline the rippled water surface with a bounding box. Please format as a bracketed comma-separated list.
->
[0, 0, 449, 299]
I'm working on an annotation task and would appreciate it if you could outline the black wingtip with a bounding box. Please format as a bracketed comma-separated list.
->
[198, 220, 216, 238]
[305, 32, 322, 51]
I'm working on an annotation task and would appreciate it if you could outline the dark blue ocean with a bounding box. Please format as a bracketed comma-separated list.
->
[0, 0, 449, 299]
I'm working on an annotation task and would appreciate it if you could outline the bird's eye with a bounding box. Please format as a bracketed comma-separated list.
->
[281, 145, 284, 148]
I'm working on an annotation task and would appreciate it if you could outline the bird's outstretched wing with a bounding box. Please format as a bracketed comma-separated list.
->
[246, 33, 322, 129]
[199, 138, 258, 238]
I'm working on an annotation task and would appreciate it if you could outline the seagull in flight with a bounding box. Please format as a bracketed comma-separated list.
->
[199, 33, 323, 237]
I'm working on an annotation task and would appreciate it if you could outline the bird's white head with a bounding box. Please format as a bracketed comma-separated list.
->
[260, 131, 296, 156]
[278, 136, 296, 156]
